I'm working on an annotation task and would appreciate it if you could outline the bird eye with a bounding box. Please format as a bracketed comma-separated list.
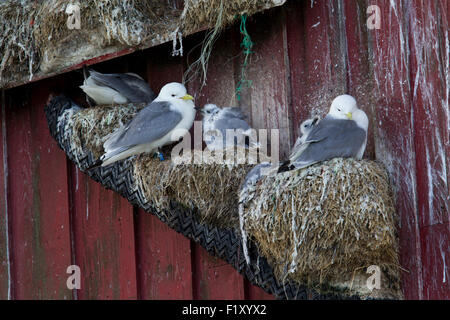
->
[171, 94, 176, 97]
[337, 108, 341, 112]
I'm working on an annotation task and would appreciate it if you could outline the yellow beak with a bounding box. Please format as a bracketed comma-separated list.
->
[181, 94, 194, 101]
[346, 112, 352, 120]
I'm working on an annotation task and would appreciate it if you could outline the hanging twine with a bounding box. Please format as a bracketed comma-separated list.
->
[235, 14, 254, 101]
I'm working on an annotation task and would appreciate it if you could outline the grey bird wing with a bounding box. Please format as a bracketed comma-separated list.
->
[291, 117, 366, 169]
[222, 107, 248, 120]
[242, 162, 272, 187]
[89, 70, 155, 103]
[104, 101, 182, 153]
[215, 114, 251, 132]
[289, 136, 307, 162]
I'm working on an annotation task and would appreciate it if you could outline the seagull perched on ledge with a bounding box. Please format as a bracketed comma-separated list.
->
[278, 95, 368, 173]
[88, 82, 196, 168]
[80, 68, 155, 105]
[199, 104, 257, 150]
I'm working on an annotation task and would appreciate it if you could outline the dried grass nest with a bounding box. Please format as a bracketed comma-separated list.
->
[180, 0, 286, 33]
[62, 102, 401, 298]
[239, 158, 402, 299]
[61, 102, 147, 159]
[62, 103, 258, 228]
[1, 0, 285, 87]
[134, 153, 253, 228]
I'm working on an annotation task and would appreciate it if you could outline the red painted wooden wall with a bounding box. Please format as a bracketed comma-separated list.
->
[0, 0, 448, 300]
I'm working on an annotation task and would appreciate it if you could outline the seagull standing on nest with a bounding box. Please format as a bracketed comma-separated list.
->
[199, 104, 256, 150]
[80, 68, 156, 105]
[278, 95, 368, 173]
[90, 82, 196, 168]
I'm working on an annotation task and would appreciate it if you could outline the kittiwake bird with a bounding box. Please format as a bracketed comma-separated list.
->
[241, 116, 321, 188]
[80, 68, 156, 105]
[88, 82, 196, 168]
[278, 94, 368, 173]
[288, 116, 321, 162]
[199, 104, 256, 150]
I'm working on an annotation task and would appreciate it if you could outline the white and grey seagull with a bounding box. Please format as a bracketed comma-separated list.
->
[278, 94, 368, 173]
[199, 104, 256, 150]
[89, 82, 196, 168]
[80, 68, 156, 105]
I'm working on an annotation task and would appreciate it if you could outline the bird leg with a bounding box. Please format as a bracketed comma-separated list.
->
[153, 149, 165, 161]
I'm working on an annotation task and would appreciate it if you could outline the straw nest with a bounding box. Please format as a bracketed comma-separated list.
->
[34, 0, 180, 74]
[180, 0, 286, 33]
[1, 0, 285, 87]
[134, 151, 253, 229]
[62, 103, 260, 228]
[239, 158, 402, 299]
[0, 2, 39, 86]
[62, 102, 147, 159]
[62, 102, 401, 298]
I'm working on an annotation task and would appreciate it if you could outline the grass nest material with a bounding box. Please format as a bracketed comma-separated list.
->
[180, 0, 285, 33]
[34, 0, 181, 73]
[1, 0, 181, 83]
[63, 103, 256, 228]
[0, 2, 39, 87]
[1, 0, 285, 87]
[62, 102, 146, 159]
[239, 158, 402, 299]
[62, 101, 400, 298]
[134, 151, 253, 229]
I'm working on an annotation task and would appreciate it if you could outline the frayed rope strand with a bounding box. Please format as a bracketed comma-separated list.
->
[235, 14, 254, 101]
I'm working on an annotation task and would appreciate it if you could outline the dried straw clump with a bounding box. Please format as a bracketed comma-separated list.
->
[240, 158, 402, 299]
[33, 1, 106, 74]
[0, 1, 39, 86]
[1, 0, 181, 82]
[1, 0, 285, 87]
[34, 0, 181, 73]
[180, 0, 285, 33]
[134, 149, 254, 229]
[64, 103, 146, 158]
[64, 101, 255, 229]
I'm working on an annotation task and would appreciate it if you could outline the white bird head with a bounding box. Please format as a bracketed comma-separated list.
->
[329, 94, 358, 120]
[156, 82, 194, 104]
[299, 116, 320, 135]
[199, 104, 220, 117]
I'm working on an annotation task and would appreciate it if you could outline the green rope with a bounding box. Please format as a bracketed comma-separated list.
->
[235, 14, 254, 101]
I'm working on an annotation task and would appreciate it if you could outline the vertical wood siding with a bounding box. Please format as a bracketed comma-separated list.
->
[0, 0, 448, 299]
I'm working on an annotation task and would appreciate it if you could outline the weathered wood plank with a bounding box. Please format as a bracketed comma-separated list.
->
[420, 223, 450, 299]
[0, 90, 11, 300]
[367, 0, 422, 299]
[65, 55, 138, 300]
[285, 0, 347, 153]
[192, 244, 245, 300]
[6, 82, 72, 299]
[185, 31, 247, 300]
[135, 208, 193, 299]
[409, 0, 449, 227]
[132, 43, 194, 300]
[342, 0, 376, 159]
[237, 7, 292, 158]
[408, 0, 449, 299]
[70, 166, 137, 299]
[245, 281, 274, 300]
